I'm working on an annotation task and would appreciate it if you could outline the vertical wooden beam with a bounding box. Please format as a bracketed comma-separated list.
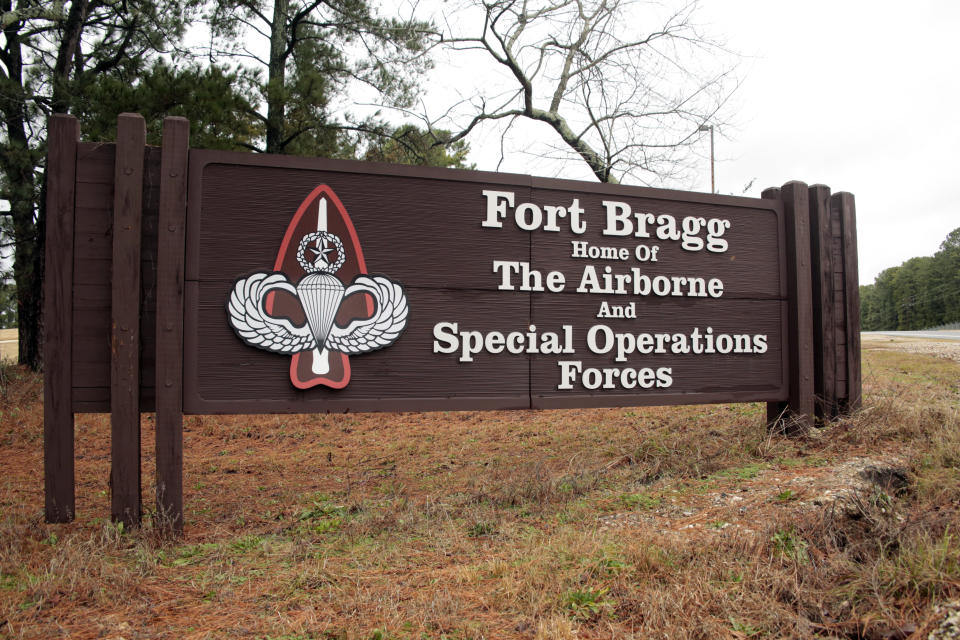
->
[765, 182, 815, 433]
[808, 184, 837, 421]
[830, 202, 848, 406]
[43, 115, 80, 523]
[111, 113, 146, 527]
[782, 181, 816, 430]
[156, 117, 190, 534]
[761, 187, 788, 428]
[833, 192, 862, 411]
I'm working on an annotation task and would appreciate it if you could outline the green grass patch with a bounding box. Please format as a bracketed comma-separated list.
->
[771, 528, 808, 564]
[710, 463, 765, 481]
[776, 489, 799, 502]
[562, 586, 616, 620]
[466, 521, 497, 537]
[0, 572, 19, 590]
[294, 496, 350, 535]
[619, 492, 661, 510]
[229, 534, 265, 554]
[730, 618, 761, 636]
[169, 542, 220, 567]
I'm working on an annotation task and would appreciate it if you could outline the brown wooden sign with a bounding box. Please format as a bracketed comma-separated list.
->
[186, 149, 787, 413]
[43, 114, 862, 531]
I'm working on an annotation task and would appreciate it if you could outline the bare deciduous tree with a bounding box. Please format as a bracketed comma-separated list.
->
[424, 0, 737, 185]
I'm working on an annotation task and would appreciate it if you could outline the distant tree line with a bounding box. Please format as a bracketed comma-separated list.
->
[860, 228, 960, 330]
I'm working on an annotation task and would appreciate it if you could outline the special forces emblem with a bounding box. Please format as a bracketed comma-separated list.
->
[226, 185, 408, 389]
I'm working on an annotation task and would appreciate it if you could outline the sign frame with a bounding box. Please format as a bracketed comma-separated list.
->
[181, 148, 791, 414]
[42, 114, 862, 532]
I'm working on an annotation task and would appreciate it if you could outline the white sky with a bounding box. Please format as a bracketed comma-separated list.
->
[425, 0, 960, 285]
[696, 0, 960, 286]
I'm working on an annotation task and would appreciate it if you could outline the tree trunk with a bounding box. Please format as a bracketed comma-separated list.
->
[7, 182, 41, 369]
[6, 155, 40, 370]
[13, 211, 42, 369]
[51, 0, 90, 114]
[530, 108, 618, 184]
[265, 0, 289, 154]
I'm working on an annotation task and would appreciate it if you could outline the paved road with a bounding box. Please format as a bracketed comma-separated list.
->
[863, 330, 960, 341]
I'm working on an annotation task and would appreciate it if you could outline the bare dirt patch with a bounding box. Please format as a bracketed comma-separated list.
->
[863, 333, 960, 363]
[597, 454, 910, 542]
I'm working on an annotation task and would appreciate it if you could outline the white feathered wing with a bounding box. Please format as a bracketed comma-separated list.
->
[227, 272, 316, 353]
[326, 275, 408, 354]
[228, 272, 408, 356]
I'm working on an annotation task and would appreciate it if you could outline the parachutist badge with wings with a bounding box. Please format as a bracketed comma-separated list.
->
[226, 186, 409, 389]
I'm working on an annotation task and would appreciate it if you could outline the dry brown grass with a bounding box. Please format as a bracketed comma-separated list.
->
[0, 342, 958, 639]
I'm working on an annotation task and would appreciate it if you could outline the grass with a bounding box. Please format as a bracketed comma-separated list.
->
[562, 586, 615, 620]
[618, 491, 661, 510]
[770, 527, 809, 564]
[776, 488, 799, 502]
[0, 345, 959, 638]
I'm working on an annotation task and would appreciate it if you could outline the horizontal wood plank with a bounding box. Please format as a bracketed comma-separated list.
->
[530, 295, 786, 401]
[185, 283, 532, 413]
[531, 187, 784, 299]
[71, 141, 161, 414]
[182, 152, 791, 415]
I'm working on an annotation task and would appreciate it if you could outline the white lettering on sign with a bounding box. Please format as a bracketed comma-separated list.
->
[570, 240, 630, 261]
[492, 260, 566, 292]
[557, 361, 673, 390]
[432, 322, 768, 388]
[569, 240, 661, 263]
[576, 266, 724, 298]
[585, 325, 768, 362]
[481, 190, 587, 234]
[490, 261, 724, 299]
[433, 188, 771, 392]
[433, 322, 574, 363]
[601, 200, 731, 253]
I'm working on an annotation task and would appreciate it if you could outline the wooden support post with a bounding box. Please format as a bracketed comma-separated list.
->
[833, 192, 862, 411]
[156, 117, 190, 534]
[808, 184, 837, 421]
[764, 182, 816, 433]
[111, 113, 146, 527]
[761, 187, 788, 427]
[44, 115, 80, 523]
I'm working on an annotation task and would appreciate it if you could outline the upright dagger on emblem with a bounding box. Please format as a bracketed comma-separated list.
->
[226, 186, 408, 389]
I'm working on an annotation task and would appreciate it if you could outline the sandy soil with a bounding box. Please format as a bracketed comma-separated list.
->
[862, 333, 960, 363]
[0, 328, 17, 361]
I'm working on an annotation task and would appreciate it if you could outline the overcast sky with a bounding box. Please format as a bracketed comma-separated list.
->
[427, 0, 960, 285]
[699, 0, 960, 285]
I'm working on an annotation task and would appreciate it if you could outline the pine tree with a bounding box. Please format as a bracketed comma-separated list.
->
[1, 0, 197, 368]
